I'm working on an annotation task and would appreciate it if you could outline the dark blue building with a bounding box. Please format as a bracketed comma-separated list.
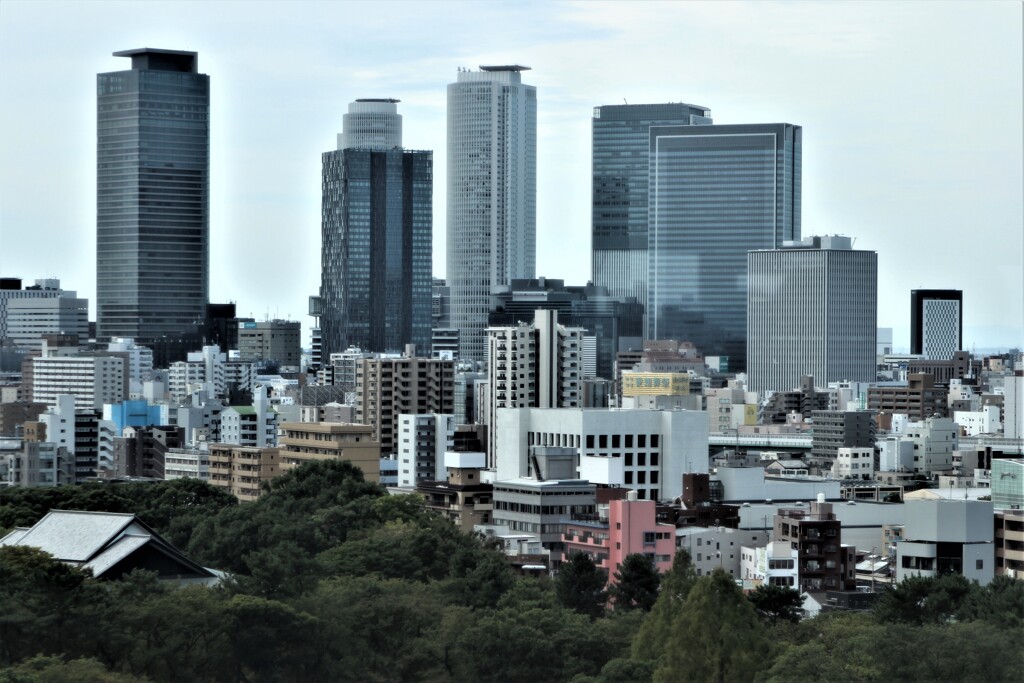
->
[591, 103, 713, 307]
[647, 123, 802, 370]
[319, 101, 432, 358]
[96, 49, 209, 347]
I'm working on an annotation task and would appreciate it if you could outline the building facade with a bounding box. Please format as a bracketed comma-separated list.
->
[591, 103, 713, 307]
[354, 352, 454, 457]
[896, 499, 994, 585]
[277, 422, 381, 482]
[447, 66, 536, 362]
[96, 49, 209, 343]
[495, 407, 709, 502]
[647, 123, 801, 370]
[747, 236, 877, 394]
[911, 289, 962, 360]
[396, 413, 454, 487]
[774, 500, 857, 593]
[319, 99, 432, 358]
[237, 320, 302, 369]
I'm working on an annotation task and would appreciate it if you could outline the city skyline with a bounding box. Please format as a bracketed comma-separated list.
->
[1, 1, 1021, 350]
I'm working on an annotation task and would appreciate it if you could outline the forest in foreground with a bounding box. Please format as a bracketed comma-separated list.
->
[1, 461, 1022, 683]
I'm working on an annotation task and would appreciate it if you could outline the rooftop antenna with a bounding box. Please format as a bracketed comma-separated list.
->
[623, 98, 628, 104]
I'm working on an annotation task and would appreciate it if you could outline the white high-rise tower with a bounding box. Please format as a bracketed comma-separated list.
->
[446, 65, 537, 363]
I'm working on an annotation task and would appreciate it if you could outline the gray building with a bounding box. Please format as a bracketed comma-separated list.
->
[319, 99, 432, 358]
[491, 477, 596, 553]
[896, 499, 994, 585]
[591, 103, 712, 307]
[747, 236, 877, 394]
[648, 123, 801, 371]
[447, 66, 537, 362]
[910, 289, 962, 360]
[96, 49, 209, 345]
[810, 410, 877, 469]
[237, 320, 301, 370]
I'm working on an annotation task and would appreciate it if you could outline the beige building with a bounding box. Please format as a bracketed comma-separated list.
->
[355, 351, 454, 457]
[208, 444, 281, 502]
[278, 421, 381, 482]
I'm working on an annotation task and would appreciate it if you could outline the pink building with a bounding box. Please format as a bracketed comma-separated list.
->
[562, 493, 675, 582]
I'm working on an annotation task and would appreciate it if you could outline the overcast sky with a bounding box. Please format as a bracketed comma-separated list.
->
[1, 0, 1021, 351]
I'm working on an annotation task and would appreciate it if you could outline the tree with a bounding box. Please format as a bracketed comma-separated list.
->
[556, 552, 608, 619]
[632, 549, 697, 663]
[957, 574, 1024, 629]
[609, 553, 660, 612]
[747, 584, 803, 624]
[655, 570, 773, 683]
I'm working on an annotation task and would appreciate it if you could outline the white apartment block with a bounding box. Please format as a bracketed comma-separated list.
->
[485, 309, 584, 465]
[219, 388, 279, 448]
[397, 413, 455, 487]
[953, 405, 1001, 436]
[1003, 375, 1023, 440]
[904, 416, 957, 474]
[704, 380, 758, 432]
[32, 355, 125, 411]
[164, 447, 211, 481]
[740, 541, 800, 587]
[495, 407, 709, 501]
[107, 338, 154, 396]
[168, 345, 256, 403]
[832, 447, 875, 480]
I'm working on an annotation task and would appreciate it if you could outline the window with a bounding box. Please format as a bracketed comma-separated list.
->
[976, 559, 984, 570]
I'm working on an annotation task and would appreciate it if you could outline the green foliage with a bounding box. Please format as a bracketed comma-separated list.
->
[654, 569, 773, 683]
[609, 553, 660, 612]
[556, 552, 608, 619]
[747, 584, 804, 624]
[632, 549, 697, 664]
[0, 655, 144, 683]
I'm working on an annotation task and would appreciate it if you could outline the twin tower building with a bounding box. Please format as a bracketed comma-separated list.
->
[93, 50, 872, 384]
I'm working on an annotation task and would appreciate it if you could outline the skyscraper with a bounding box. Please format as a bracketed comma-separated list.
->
[648, 123, 801, 369]
[96, 49, 209, 345]
[911, 290, 963, 359]
[447, 66, 537, 362]
[319, 99, 432, 358]
[591, 103, 712, 306]
[747, 236, 877, 395]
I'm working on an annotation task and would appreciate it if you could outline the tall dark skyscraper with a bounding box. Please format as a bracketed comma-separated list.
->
[591, 103, 712, 307]
[647, 123, 801, 369]
[319, 99, 432, 358]
[96, 49, 209, 344]
[911, 289, 963, 359]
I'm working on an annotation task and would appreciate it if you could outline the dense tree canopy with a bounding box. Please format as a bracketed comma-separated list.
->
[2, 463, 1023, 682]
[609, 553, 660, 612]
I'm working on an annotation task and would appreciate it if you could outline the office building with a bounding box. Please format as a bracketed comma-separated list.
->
[591, 103, 712, 306]
[4, 288, 88, 352]
[447, 66, 536, 362]
[96, 49, 209, 345]
[868, 373, 949, 420]
[747, 236, 877, 394]
[237, 320, 302, 369]
[318, 99, 432, 359]
[648, 123, 801, 370]
[495, 407, 709, 501]
[810, 410, 876, 469]
[992, 459, 1024, 510]
[492, 477, 596, 552]
[911, 290, 962, 360]
[354, 350, 454, 457]
[31, 355, 126, 411]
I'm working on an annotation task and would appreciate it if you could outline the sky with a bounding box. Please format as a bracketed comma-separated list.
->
[1, 0, 1021, 352]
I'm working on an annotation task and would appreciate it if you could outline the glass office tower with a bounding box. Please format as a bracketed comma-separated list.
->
[447, 66, 536, 362]
[96, 49, 209, 343]
[648, 123, 801, 370]
[320, 100, 432, 358]
[591, 103, 712, 307]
